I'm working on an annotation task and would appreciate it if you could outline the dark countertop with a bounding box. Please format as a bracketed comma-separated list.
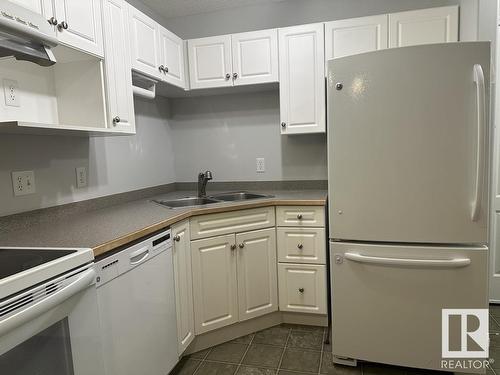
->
[0, 189, 327, 258]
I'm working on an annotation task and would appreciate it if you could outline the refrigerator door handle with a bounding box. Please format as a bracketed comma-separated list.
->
[471, 63, 486, 222]
[344, 252, 471, 268]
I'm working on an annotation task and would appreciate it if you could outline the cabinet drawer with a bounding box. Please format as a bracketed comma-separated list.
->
[277, 227, 326, 264]
[190, 207, 276, 240]
[276, 206, 325, 227]
[278, 263, 327, 315]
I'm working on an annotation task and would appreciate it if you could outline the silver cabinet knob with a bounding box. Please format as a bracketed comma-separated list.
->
[48, 16, 58, 25]
[225, 73, 231, 80]
[173, 235, 181, 242]
[57, 21, 68, 30]
[233, 73, 238, 79]
[298, 288, 305, 293]
[297, 244, 303, 250]
[112, 116, 120, 125]
[230, 244, 237, 251]
[297, 214, 303, 220]
[336, 82, 343, 91]
[238, 243, 245, 249]
[159, 65, 165, 72]
[281, 122, 286, 128]
[164, 66, 169, 73]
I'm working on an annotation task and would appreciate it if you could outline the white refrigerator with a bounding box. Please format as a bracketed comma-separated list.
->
[328, 42, 490, 372]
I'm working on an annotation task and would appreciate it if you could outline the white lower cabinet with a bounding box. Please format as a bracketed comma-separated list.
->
[236, 228, 278, 321]
[172, 220, 195, 355]
[278, 263, 327, 314]
[191, 234, 239, 334]
[191, 226, 278, 334]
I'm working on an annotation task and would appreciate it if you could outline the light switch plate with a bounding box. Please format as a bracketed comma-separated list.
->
[76, 167, 87, 188]
[12, 171, 36, 196]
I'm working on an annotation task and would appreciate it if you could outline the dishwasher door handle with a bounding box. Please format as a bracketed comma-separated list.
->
[129, 246, 150, 265]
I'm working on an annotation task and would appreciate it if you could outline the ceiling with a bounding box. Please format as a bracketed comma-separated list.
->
[140, 0, 287, 19]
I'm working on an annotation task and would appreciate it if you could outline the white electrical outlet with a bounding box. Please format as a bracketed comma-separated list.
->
[12, 171, 36, 196]
[256, 158, 265, 173]
[3, 79, 20, 107]
[76, 167, 88, 188]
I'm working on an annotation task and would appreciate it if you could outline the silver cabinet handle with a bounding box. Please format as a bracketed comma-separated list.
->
[48, 16, 58, 25]
[225, 73, 231, 80]
[233, 73, 238, 80]
[238, 243, 245, 249]
[112, 116, 120, 125]
[297, 244, 303, 249]
[164, 66, 169, 73]
[281, 122, 286, 128]
[159, 65, 165, 73]
[230, 244, 236, 251]
[173, 235, 180, 242]
[296, 214, 303, 220]
[57, 21, 68, 30]
[298, 288, 305, 293]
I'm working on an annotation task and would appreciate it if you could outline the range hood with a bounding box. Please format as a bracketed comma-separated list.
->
[0, 1, 58, 66]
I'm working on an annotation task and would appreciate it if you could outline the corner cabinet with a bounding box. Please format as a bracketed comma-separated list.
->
[325, 15, 388, 60]
[278, 23, 325, 135]
[172, 220, 195, 355]
[102, 0, 135, 133]
[388, 6, 458, 48]
[188, 35, 233, 89]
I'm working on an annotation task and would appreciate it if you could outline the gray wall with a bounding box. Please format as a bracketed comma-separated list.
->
[170, 90, 327, 182]
[164, 0, 478, 40]
[0, 98, 175, 216]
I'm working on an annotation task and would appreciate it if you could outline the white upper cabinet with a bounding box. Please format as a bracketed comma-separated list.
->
[325, 15, 388, 60]
[159, 26, 186, 89]
[231, 29, 278, 86]
[102, 0, 135, 133]
[279, 23, 325, 135]
[9, 0, 46, 14]
[389, 6, 458, 48]
[50, 0, 104, 57]
[128, 6, 162, 79]
[188, 35, 233, 89]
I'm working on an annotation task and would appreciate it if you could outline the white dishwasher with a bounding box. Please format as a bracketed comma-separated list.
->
[95, 229, 178, 375]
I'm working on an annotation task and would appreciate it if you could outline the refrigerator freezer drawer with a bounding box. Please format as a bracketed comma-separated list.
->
[331, 242, 488, 372]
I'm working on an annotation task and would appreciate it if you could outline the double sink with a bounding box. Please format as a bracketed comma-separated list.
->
[153, 191, 273, 209]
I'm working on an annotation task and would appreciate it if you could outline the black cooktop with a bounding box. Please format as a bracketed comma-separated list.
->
[0, 249, 77, 279]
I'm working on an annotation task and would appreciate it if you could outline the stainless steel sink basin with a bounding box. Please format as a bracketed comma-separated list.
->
[209, 191, 272, 201]
[152, 197, 220, 209]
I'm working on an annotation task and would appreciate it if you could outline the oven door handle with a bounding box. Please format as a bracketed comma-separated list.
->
[344, 252, 471, 268]
[0, 268, 96, 337]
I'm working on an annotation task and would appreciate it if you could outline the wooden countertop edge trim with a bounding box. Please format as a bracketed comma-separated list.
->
[92, 198, 326, 257]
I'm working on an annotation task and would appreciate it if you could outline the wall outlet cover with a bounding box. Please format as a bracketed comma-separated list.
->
[3, 79, 20, 107]
[76, 167, 88, 188]
[12, 171, 36, 196]
[256, 158, 265, 173]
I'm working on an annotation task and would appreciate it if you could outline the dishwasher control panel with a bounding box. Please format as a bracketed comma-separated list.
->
[95, 229, 171, 287]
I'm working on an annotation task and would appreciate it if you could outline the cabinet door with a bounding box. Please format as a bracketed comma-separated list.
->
[389, 6, 458, 48]
[53, 0, 103, 57]
[191, 234, 238, 334]
[325, 15, 388, 60]
[102, 0, 135, 133]
[172, 220, 195, 355]
[159, 26, 185, 89]
[128, 5, 161, 79]
[278, 263, 327, 314]
[231, 29, 278, 86]
[279, 23, 325, 134]
[8, 0, 46, 14]
[188, 35, 233, 89]
[236, 228, 278, 321]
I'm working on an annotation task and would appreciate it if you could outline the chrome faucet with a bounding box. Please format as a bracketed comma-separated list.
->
[198, 171, 213, 197]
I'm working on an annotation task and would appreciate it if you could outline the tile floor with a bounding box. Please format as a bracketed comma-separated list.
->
[171, 306, 500, 375]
